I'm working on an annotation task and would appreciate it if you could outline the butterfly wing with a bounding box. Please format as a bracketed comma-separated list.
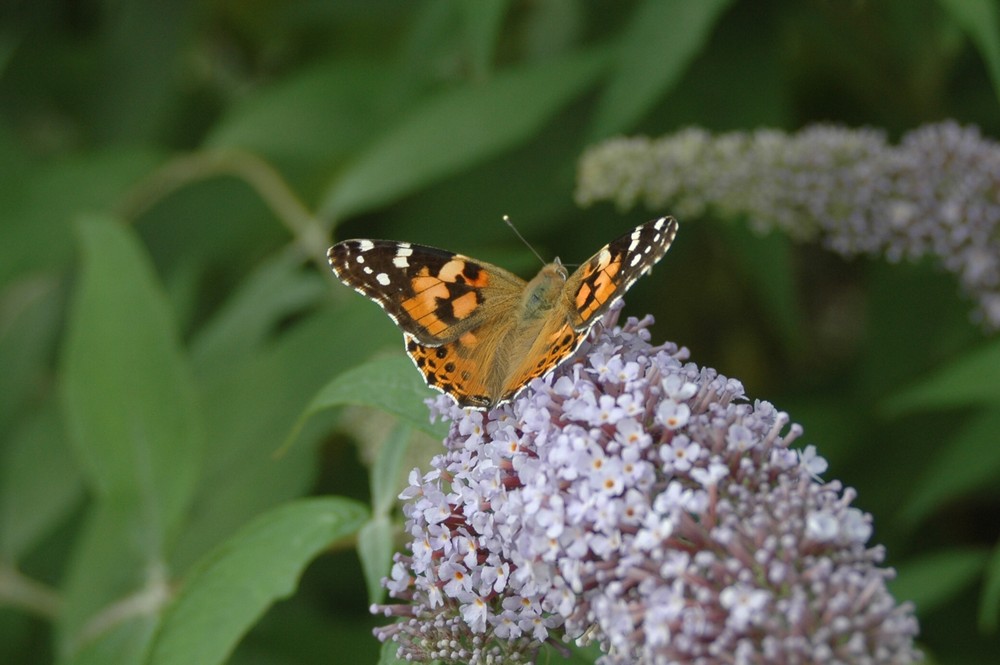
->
[404, 328, 504, 409]
[496, 216, 678, 405]
[565, 216, 678, 331]
[496, 319, 584, 406]
[329, 239, 524, 345]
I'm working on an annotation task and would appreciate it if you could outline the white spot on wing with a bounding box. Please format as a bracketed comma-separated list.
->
[376, 273, 391, 286]
[358, 240, 375, 252]
[356, 255, 365, 263]
[363, 266, 373, 274]
[627, 229, 642, 252]
[393, 255, 409, 268]
[630, 253, 643, 267]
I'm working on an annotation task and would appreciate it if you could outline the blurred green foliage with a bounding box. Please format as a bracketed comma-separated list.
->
[0, 1, 999, 663]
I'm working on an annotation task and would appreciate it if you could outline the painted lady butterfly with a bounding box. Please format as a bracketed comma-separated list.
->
[328, 216, 678, 410]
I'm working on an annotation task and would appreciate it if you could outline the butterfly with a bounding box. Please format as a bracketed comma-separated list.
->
[328, 216, 678, 410]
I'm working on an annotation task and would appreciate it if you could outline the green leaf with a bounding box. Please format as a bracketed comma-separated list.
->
[206, 60, 400, 170]
[587, 0, 735, 139]
[358, 516, 394, 605]
[460, 0, 508, 80]
[189, 250, 327, 372]
[61, 214, 202, 536]
[57, 215, 201, 658]
[377, 638, 408, 665]
[87, 1, 193, 142]
[146, 498, 368, 665]
[720, 222, 802, 350]
[981, 537, 1000, 632]
[60, 615, 159, 665]
[0, 148, 163, 289]
[173, 301, 399, 573]
[899, 410, 1000, 527]
[297, 354, 448, 441]
[62, 615, 159, 665]
[0, 275, 63, 435]
[56, 499, 166, 660]
[884, 338, 1000, 415]
[564, 640, 605, 663]
[938, 0, 1000, 107]
[319, 47, 610, 220]
[358, 423, 414, 604]
[891, 548, 990, 614]
[370, 424, 414, 517]
[0, 402, 83, 561]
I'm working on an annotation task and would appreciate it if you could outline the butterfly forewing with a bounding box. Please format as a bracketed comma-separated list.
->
[566, 216, 679, 330]
[329, 239, 523, 345]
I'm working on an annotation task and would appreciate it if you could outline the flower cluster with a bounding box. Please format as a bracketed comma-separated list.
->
[576, 121, 1000, 329]
[371, 309, 920, 664]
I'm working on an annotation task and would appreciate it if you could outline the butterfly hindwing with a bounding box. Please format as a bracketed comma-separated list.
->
[498, 319, 584, 405]
[405, 333, 495, 409]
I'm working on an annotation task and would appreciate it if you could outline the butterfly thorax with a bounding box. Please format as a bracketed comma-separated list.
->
[519, 260, 568, 320]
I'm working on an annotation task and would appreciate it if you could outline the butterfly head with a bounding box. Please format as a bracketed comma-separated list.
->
[549, 257, 568, 280]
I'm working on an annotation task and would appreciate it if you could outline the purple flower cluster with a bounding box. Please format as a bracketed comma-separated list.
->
[576, 121, 1000, 329]
[371, 309, 920, 664]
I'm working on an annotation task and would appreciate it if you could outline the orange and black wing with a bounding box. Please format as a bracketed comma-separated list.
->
[565, 216, 678, 331]
[329, 239, 523, 345]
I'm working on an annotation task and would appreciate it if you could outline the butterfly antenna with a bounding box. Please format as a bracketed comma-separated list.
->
[503, 215, 548, 266]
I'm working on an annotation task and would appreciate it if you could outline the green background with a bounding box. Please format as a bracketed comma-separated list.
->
[1, 1, 999, 663]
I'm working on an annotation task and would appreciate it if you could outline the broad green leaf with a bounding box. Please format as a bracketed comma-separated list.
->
[173, 301, 398, 573]
[900, 410, 1000, 527]
[56, 499, 167, 660]
[230, 599, 380, 664]
[460, 0, 508, 80]
[938, 0, 1000, 107]
[358, 516, 395, 605]
[587, 0, 735, 139]
[565, 640, 605, 663]
[206, 60, 400, 169]
[0, 402, 83, 561]
[720, 222, 802, 350]
[370, 424, 414, 517]
[359, 423, 413, 603]
[0, 275, 63, 435]
[319, 47, 610, 220]
[62, 615, 159, 665]
[61, 215, 202, 535]
[981, 538, 1000, 632]
[58, 215, 203, 657]
[146, 497, 368, 665]
[891, 548, 990, 614]
[378, 638, 410, 665]
[58, 217, 203, 657]
[190, 250, 327, 372]
[297, 354, 448, 440]
[0, 148, 163, 289]
[87, 1, 193, 142]
[884, 338, 1000, 415]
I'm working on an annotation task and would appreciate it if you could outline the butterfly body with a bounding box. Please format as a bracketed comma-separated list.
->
[329, 216, 678, 410]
